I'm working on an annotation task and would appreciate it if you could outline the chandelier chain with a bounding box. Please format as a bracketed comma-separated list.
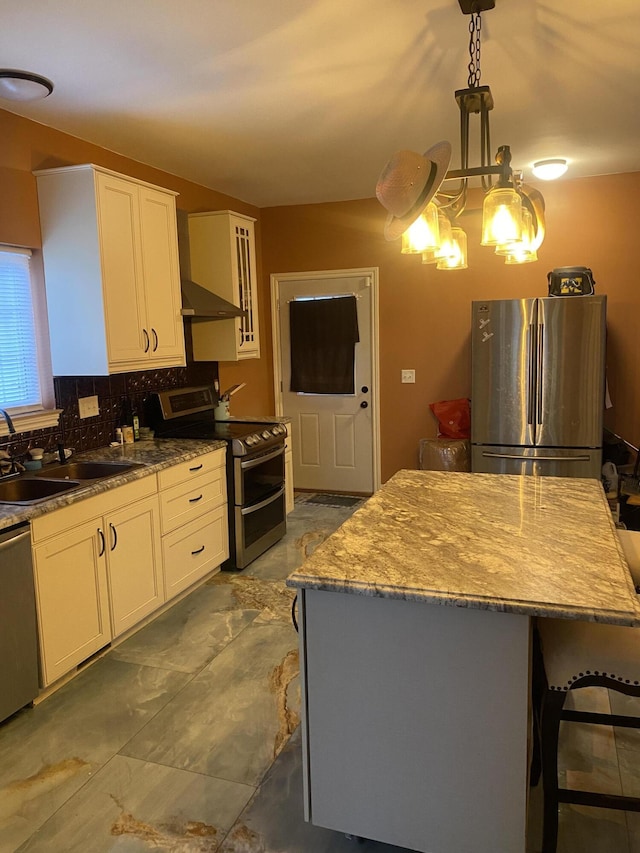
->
[467, 12, 482, 88]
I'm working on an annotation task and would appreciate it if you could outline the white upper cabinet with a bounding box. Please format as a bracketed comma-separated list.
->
[35, 164, 186, 375]
[189, 210, 260, 361]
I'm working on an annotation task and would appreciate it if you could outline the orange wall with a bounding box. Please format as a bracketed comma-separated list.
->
[261, 174, 640, 481]
[0, 108, 274, 415]
[2, 107, 639, 483]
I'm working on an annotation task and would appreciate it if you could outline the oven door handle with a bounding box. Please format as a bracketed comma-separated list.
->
[239, 444, 284, 471]
[240, 486, 285, 516]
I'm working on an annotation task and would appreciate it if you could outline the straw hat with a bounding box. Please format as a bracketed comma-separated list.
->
[376, 141, 452, 241]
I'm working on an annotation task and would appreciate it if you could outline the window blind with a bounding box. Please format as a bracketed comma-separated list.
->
[0, 247, 42, 410]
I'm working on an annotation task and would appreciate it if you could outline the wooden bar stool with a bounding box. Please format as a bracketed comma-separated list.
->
[536, 529, 640, 853]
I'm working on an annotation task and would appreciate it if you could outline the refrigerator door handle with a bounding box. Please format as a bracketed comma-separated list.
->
[527, 323, 536, 426]
[537, 322, 545, 425]
[480, 451, 592, 462]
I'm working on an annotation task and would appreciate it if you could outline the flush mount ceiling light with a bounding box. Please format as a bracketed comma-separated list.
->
[532, 159, 568, 181]
[0, 69, 54, 101]
[376, 0, 546, 270]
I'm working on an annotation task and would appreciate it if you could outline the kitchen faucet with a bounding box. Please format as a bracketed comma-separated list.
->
[0, 409, 16, 434]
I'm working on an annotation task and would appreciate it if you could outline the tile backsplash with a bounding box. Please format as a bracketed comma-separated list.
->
[0, 362, 219, 460]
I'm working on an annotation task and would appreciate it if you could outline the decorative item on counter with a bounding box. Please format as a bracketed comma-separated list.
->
[119, 397, 135, 442]
[132, 403, 140, 440]
[215, 383, 246, 420]
[23, 446, 45, 470]
[138, 426, 154, 441]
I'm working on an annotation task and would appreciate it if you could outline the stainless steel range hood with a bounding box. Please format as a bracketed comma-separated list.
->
[177, 210, 246, 320]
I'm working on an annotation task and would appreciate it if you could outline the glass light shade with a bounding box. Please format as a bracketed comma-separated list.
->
[495, 206, 534, 256]
[422, 212, 451, 263]
[436, 227, 467, 270]
[401, 202, 440, 254]
[532, 159, 568, 181]
[504, 248, 538, 265]
[481, 187, 523, 246]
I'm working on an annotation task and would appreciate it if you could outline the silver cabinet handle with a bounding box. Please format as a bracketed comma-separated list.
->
[241, 486, 285, 516]
[481, 452, 591, 462]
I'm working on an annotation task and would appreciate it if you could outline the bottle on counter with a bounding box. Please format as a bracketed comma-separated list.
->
[119, 398, 135, 444]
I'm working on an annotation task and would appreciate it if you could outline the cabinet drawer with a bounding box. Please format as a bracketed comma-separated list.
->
[157, 449, 226, 490]
[31, 474, 157, 544]
[159, 468, 226, 535]
[162, 506, 229, 600]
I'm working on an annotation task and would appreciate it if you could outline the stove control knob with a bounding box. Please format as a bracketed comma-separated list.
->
[261, 430, 271, 440]
[245, 435, 257, 446]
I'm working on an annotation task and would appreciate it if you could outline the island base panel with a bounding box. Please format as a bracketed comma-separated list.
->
[300, 588, 530, 853]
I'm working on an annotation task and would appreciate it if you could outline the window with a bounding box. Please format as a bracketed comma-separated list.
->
[0, 245, 60, 435]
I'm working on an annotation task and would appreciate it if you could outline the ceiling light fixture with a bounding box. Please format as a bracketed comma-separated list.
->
[0, 69, 54, 102]
[532, 158, 568, 181]
[376, 0, 545, 270]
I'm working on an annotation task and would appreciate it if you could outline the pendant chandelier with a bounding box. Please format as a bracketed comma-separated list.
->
[376, 0, 546, 270]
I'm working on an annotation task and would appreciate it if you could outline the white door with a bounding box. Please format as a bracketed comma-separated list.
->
[272, 269, 379, 495]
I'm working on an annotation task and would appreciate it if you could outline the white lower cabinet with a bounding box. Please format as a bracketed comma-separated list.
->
[32, 518, 112, 687]
[158, 448, 228, 601]
[32, 477, 160, 686]
[106, 495, 163, 637]
[162, 506, 228, 600]
[30, 450, 228, 688]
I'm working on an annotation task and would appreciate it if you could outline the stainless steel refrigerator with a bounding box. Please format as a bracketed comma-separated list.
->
[471, 295, 606, 479]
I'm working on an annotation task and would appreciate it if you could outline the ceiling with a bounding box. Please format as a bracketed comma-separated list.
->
[2, 0, 639, 208]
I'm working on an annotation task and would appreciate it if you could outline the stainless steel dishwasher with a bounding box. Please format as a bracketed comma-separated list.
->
[0, 522, 40, 722]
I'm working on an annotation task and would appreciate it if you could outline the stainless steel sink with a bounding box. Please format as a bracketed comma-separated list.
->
[0, 477, 81, 505]
[34, 461, 142, 481]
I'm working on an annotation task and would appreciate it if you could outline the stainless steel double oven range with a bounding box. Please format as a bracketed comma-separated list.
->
[149, 386, 287, 570]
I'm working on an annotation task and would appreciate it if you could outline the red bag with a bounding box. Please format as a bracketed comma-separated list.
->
[429, 398, 471, 439]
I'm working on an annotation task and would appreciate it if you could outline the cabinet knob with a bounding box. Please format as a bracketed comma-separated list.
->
[361, 386, 369, 393]
[360, 401, 368, 409]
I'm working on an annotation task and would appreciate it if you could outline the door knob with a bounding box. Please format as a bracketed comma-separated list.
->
[360, 401, 368, 408]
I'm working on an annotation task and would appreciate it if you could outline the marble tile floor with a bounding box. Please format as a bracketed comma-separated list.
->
[2, 493, 640, 852]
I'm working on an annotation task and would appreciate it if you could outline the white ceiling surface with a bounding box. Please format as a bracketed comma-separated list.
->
[1, 0, 639, 208]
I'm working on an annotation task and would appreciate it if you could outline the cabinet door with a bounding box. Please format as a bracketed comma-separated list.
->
[189, 211, 259, 362]
[106, 495, 164, 637]
[138, 186, 185, 367]
[33, 520, 111, 686]
[96, 172, 148, 365]
[233, 215, 260, 359]
[162, 506, 228, 600]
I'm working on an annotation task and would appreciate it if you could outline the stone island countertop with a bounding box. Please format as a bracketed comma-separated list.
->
[287, 469, 640, 626]
[0, 438, 226, 532]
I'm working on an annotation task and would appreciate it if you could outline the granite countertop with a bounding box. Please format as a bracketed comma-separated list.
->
[0, 439, 226, 532]
[287, 469, 640, 626]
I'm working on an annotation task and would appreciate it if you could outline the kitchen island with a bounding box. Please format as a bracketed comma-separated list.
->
[287, 470, 640, 853]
